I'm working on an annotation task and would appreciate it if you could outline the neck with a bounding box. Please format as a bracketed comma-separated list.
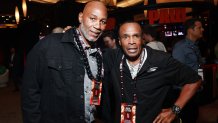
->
[78, 27, 91, 47]
[127, 49, 144, 66]
[127, 58, 140, 66]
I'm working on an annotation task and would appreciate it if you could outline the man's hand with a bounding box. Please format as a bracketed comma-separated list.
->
[153, 108, 176, 123]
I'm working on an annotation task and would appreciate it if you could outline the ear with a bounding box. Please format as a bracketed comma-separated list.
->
[119, 40, 121, 45]
[78, 12, 83, 23]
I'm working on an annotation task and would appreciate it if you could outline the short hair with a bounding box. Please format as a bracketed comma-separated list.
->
[142, 24, 157, 39]
[118, 20, 142, 37]
[101, 30, 116, 40]
[184, 18, 202, 34]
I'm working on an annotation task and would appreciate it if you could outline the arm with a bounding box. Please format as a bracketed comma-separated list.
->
[174, 80, 201, 110]
[153, 80, 201, 123]
[21, 44, 43, 123]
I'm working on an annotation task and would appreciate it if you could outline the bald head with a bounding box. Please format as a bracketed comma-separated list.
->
[83, 1, 107, 14]
[78, 0, 108, 44]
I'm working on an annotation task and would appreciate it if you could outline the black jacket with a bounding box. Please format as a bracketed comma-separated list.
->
[102, 47, 201, 123]
[22, 29, 88, 123]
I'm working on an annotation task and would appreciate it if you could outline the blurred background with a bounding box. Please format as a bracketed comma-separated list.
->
[0, 0, 217, 123]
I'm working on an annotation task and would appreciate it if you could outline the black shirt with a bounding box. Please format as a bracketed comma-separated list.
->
[102, 47, 201, 123]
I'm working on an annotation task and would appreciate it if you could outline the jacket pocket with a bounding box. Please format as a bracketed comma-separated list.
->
[47, 59, 73, 89]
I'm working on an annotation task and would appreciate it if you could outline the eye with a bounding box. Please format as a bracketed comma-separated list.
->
[101, 20, 107, 25]
[121, 35, 128, 40]
[90, 17, 96, 21]
[133, 35, 141, 39]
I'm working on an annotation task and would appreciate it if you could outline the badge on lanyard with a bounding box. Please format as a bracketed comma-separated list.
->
[121, 103, 136, 123]
[90, 80, 102, 105]
[198, 68, 204, 81]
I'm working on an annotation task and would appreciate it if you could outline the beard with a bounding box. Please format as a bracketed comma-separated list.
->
[79, 23, 102, 43]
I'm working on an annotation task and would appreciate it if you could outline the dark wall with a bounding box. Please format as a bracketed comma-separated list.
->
[0, 28, 18, 66]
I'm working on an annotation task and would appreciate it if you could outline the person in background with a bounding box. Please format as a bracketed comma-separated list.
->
[21, 1, 107, 123]
[52, 27, 64, 33]
[173, 18, 204, 71]
[142, 24, 167, 52]
[102, 30, 118, 49]
[102, 21, 201, 123]
[172, 18, 204, 123]
[9, 47, 23, 91]
[63, 26, 73, 33]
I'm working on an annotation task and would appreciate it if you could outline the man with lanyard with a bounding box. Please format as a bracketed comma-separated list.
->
[22, 1, 107, 123]
[102, 21, 202, 123]
[172, 18, 204, 123]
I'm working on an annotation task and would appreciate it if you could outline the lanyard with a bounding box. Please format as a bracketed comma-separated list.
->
[73, 28, 103, 82]
[119, 50, 145, 104]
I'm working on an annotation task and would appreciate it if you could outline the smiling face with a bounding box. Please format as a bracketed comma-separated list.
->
[78, 1, 107, 43]
[119, 22, 143, 62]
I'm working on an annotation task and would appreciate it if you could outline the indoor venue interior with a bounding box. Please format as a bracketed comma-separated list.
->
[0, 0, 218, 123]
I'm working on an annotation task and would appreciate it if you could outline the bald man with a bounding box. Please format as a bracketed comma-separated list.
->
[22, 1, 107, 123]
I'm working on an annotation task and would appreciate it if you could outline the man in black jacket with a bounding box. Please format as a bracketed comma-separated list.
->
[102, 21, 202, 123]
[21, 1, 107, 123]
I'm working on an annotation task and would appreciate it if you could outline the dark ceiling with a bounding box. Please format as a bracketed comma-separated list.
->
[0, 0, 82, 15]
[0, 0, 214, 17]
[0, 0, 18, 15]
[0, 0, 216, 29]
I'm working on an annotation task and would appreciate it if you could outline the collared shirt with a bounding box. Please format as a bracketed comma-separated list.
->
[172, 38, 201, 71]
[76, 29, 98, 122]
[126, 49, 147, 79]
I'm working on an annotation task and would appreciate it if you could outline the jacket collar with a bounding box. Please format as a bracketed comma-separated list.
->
[122, 47, 153, 77]
[61, 28, 77, 44]
[137, 46, 153, 75]
[60, 28, 100, 56]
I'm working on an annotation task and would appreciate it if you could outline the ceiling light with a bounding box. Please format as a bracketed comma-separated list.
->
[29, 0, 60, 4]
[22, 0, 27, 17]
[117, 0, 143, 8]
[75, 0, 92, 3]
[15, 6, 20, 24]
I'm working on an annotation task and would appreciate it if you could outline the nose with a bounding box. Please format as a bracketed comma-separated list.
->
[93, 21, 101, 30]
[129, 37, 135, 44]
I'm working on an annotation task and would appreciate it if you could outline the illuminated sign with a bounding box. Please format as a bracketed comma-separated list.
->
[146, 8, 186, 24]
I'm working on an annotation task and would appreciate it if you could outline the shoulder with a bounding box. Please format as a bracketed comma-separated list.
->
[157, 41, 164, 45]
[173, 39, 188, 53]
[39, 28, 76, 48]
[174, 39, 187, 48]
[28, 33, 65, 58]
[147, 42, 157, 46]
[103, 48, 123, 65]
[103, 48, 121, 59]
[146, 46, 171, 64]
[145, 46, 175, 68]
[34, 33, 63, 48]
[146, 42, 158, 50]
